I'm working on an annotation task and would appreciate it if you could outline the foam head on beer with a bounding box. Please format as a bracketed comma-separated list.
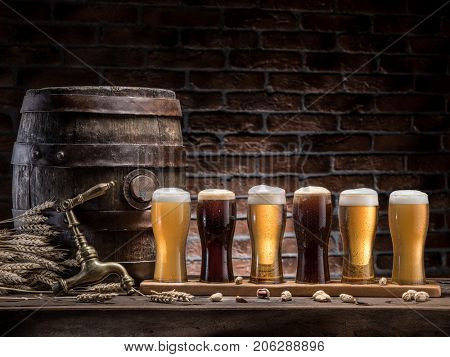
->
[248, 185, 286, 205]
[198, 189, 235, 201]
[152, 188, 191, 203]
[389, 190, 428, 205]
[339, 188, 379, 206]
[294, 186, 331, 196]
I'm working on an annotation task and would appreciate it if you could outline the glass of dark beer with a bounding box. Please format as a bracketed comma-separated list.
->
[293, 186, 332, 284]
[197, 189, 236, 282]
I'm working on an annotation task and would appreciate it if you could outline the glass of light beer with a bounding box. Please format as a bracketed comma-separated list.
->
[248, 185, 286, 284]
[197, 189, 236, 282]
[389, 190, 429, 285]
[339, 188, 378, 284]
[293, 186, 332, 284]
[151, 188, 191, 283]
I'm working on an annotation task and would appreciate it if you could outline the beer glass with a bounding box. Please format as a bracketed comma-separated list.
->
[151, 188, 191, 283]
[248, 185, 286, 284]
[197, 189, 236, 282]
[339, 188, 378, 284]
[293, 186, 332, 284]
[389, 190, 429, 285]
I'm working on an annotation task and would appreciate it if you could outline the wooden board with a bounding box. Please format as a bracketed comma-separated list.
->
[140, 279, 441, 297]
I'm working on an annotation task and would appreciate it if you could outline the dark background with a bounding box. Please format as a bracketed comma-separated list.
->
[0, 0, 449, 279]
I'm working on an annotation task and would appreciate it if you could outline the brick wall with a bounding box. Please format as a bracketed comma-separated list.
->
[0, 0, 449, 279]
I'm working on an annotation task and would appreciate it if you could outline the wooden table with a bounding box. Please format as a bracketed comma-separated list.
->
[1, 281, 449, 337]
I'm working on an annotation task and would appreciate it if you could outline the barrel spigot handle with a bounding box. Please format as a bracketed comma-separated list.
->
[59, 181, 115, 212]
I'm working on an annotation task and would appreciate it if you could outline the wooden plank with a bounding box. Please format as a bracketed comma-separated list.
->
[140, 279, 441, 298]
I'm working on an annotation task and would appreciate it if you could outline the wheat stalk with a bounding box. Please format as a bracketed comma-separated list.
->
[15, 224, 59, 236]
[0, 271, 26, 284]
[147, 293, 174, 304]
[2, 238, 48, 246]
[16, 253, 63, 273]
[76, 293, 118, 303]
[87, 283, 123, 293]
[149, 289, 194, 302]
[15, 215, 48, 225]
[28, 274, 57, 288]
[0, 263, 41, 272]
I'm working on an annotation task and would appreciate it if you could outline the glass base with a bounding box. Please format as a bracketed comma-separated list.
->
[250, 276, 284, 284]
[341, 276, 375, 284]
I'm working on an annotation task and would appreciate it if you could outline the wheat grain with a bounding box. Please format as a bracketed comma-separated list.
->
[0, 250, 17, 262]
[0, 271, 26, 284]
[16, 215, 48, 225]
[16, 253, 63, 272]
[0, 263, 41, 272]
[21, 201, 55, 217]
[15, 224, 59, 236]
[28, 274, 57, 288]
[150, 289, 193, 302]
[147, 293, 174, 304]
[3, 238, 48, 246]
[87, 283, 123, 293]
[76, 293, 118, 303]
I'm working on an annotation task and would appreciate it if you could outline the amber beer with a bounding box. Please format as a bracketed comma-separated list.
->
[389, 190, 429, 285]
[151, 188, 191, 283]
[339, 188, 378, 284]
[248, 185, 286, 284]
[197, 189, 236, 282]
[293, 186, 332, 284]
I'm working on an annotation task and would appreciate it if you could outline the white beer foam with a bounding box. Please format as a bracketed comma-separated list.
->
[152, 188, 191, 203]
[339, 188, 378, 206]
[248, 185, 286, 205]
[389, 190, 428, 205]
[294, 186, 330, 196]
[198, 189, 235, 201]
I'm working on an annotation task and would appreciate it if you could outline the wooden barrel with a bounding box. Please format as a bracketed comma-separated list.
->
[11, 86, 185, 282]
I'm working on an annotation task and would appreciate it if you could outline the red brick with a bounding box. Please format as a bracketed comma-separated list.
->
[190, 71, 264, 90]
[267, 114, 337, 132]
[229, 176, 299, 195]
[428, 212, 446, 231]
[0, 1, 51, 21]
[376, 95, 445, 112]
[183, 134, 221, 152]
[335, 155, 404, 171]
[306, 175, 374, 192]
[186, 260, 201, 276]
[14, 25, 97, 45]
[338, 35, 408, 53]
[373, 16, 440, 35]
[230, 50, 302, 70]
[260, 155, 331, 174]
[104, 69, 185, 89]
[186, 176, 225, 194]
[66, 47, 145, 67]
[336, 0, 407, 14]
[224, 134, 299, 153]
[0, 69, 13, 87]
[305, 94, 373, 113]
[305, 53, 376, 72]
[181, 30, 257, 48]
[413, 115, 450, 132]
[186, 238, 201, 257]
[54, 4, 137, 23]
[380, 56, 447, 74]
[340, 115, 411, 131]
[224, 9, 297, 29]
[262, 32, 335, 50]
[143, 7, 220, 27]
[410, 37, 450, 55]
[148, 49, 225, 69]
[270, 73, 342, 92]
[101, 27, 177, 47]
[329, 256, 343, 276]
[374, 134, 440, 152]
[233, 239, 251, 257]
[376, 174, 445, 191]
[407, 154, 450, 172]
[177, 91, 223, 111]
[415, 76, 450, 93]
[0, 46, 60, 65]
[428, 192, 450, 210]
[374, 234, 393, 252]
[425, 233, 450, 249]
[344, 75, 414, 93]
[227, 92, 301, 111]
[261, 0, 333, 11]
[187, 155, 258, 175]
[375, 254, 392, 270]
[17, 68, 99, 88]
[302, 14, 370, 32]
[189, 112, 263, 132]
[304, 134, 371, 152]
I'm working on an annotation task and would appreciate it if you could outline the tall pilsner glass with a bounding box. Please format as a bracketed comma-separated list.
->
[248, 185, 286, 284]
[339, 188, 378, 284]
[389, 190, 429, 285]
[294, 186, 332, 283]
[197, 189, 236, 282]
[151, 188, 191, 283]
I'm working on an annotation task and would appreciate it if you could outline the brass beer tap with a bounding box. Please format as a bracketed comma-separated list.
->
[52, 181, 135, 294]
